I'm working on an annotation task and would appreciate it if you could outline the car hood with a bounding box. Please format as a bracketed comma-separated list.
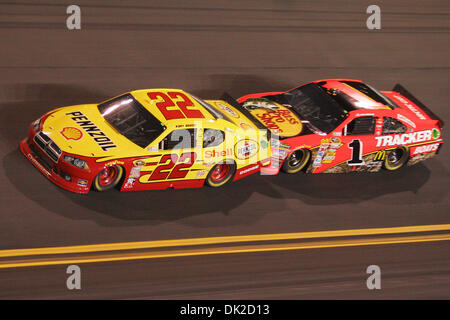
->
[239, 97, 305, 138]
[40, 104, 146, 158]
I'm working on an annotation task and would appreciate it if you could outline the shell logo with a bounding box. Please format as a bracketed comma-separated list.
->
[60, 127, 83, 140]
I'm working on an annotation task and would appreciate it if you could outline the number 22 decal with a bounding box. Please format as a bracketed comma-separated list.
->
[348, 139, 364, 166]
[138, 152, 197, 183]
[147, 91, 205, 120]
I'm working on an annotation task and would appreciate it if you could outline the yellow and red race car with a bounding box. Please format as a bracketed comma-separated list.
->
[20, 89, 271, 193]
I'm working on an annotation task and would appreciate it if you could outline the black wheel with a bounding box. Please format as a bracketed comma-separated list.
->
[383, 147, 409, 171]
[282, 149, 311, 174]
[205, 161, 236, 187]
[92, 165, 124, 191]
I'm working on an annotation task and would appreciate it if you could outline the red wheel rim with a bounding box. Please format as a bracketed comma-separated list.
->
[98, 166, 118, 187]
[210, 164, 230, 182]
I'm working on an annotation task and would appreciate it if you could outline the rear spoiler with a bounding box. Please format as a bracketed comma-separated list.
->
[220, 92, 267, 131]
[392, 84, 444, 127]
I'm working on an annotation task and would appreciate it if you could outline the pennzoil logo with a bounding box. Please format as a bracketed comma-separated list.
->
[235, 139, 258, 160]
[60, 127, 83, 141]
[66, 111, 117, 151]
[373, 150, 386, 161]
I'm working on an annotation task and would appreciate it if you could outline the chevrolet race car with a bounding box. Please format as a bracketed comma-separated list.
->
[238, 79, 444, 175]
[20, 89, 271, 193]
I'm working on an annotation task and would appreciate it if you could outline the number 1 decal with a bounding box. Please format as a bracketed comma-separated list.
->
[348, 139, 364, 166]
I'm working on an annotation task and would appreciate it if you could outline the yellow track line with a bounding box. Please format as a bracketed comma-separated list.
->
[1, 224, 450, 258]
[1, 233, 449, 269]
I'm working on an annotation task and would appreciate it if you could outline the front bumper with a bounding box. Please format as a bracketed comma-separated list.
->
[20, 137, 91, 194]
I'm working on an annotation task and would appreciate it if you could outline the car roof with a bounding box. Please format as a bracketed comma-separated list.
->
[313, 79, 391, 110]
[129, 89, 216, 125]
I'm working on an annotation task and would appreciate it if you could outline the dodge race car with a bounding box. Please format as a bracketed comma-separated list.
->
[238, 79, 444, 175]
[20, 89, 271, 193]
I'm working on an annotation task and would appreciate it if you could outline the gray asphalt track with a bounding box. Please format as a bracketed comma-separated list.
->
[0, 0, 449, 299]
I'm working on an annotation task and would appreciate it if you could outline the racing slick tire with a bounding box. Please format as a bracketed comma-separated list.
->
[93, 165, 124, 191]
[282, 149, 311, 174]
[383, 147, 409, 171]
[205, 161, 236, 187]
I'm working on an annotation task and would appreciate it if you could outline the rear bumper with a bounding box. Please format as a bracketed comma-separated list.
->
[20, 137, 91, 194]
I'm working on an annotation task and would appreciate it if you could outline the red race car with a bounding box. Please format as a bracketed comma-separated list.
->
[237, 79, 444, 175]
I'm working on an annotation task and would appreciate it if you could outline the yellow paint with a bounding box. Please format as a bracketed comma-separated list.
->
[1, 233, 449, 269]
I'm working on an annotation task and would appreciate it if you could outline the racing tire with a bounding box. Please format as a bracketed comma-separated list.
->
[93, 165, 124, 191]
[282, 149, 311, 174]
[205, 161, 236, 187]
[383, 147, 409, 171]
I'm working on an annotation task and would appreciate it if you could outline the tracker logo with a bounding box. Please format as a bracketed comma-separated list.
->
[66, 111, 117, 151]
[375, 130, 432, 147]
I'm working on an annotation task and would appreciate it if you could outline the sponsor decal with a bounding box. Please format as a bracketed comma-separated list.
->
[65, 111, 117, 151]
[260, 140, 268, 150]
[397, 114, 416, 128]
[104, 160, 124, 166]
[129, 166, 142, 178]
[393, 95, 427, 120]
[77, 179, 88, 186]
[239, 164, 260, 175]
[216, 102, 239, 118]
[375, 117, 383, 136]
[60, 127, 83, 140]
[272, 148, 289, 159]
[373, 150, 386, 161]
[196, 170, 206, 177]
[124, 177, 136, 188]
[27, 153, 51, 176]
[243, 98, 280, 112]
[243, 99, 302, 137]
[132, 157, 160, 167]
[134, 160, 145, 166]
[412, 143, 440, 155]
[239, 122, 253, 131]
[314, 137, 343, 165]
[375, 130, 433, 147]
[205, 148, 233, 158]
[432, 128, 441, 139]
[235, 140, 258, 160]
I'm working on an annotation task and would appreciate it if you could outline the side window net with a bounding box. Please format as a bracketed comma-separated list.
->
[382, 117, 407, 135]
[346, 116, 376, 135]
[161, 129, 196, 150]
[203, 129, 225, 148]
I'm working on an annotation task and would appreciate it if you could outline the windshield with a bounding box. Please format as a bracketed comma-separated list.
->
[98, 94, 166, 148]
[285, 83, 348, 133]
